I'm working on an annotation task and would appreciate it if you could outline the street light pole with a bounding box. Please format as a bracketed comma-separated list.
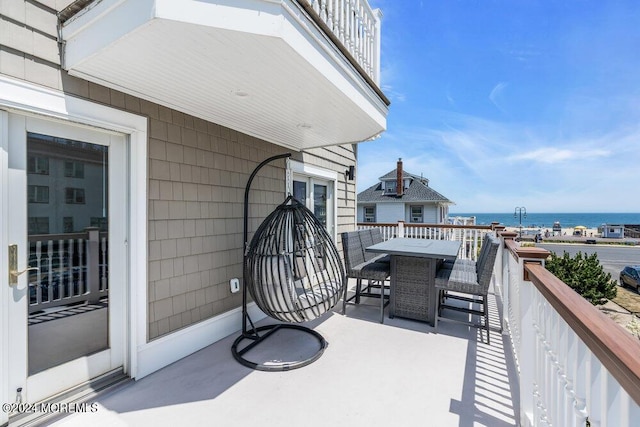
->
[514, 207, 527, 239]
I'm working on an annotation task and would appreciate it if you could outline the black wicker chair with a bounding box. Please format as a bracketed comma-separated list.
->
[341, 229, 390, 323]
[245, 195, 345, 323]
[232, 154, 346, 371]
[434, 234, 500, 344]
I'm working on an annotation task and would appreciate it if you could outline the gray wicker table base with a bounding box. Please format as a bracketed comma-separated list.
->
[389, 255, 436, 325]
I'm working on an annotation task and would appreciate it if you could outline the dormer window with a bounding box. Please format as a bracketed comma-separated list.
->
[384, 181, 397, 194]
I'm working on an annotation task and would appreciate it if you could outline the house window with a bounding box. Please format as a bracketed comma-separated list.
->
[63, 217, 74, 233]
[65, 188, 86, 204]
[28, 217, 49, 234]
[410, 206, 423, 223]
[385, 181, 397, 194]
[64, 161, 85, 178]
[27, 156, 49, 175]
[364, 206, 376, 223]
[28, 185, 49, 203]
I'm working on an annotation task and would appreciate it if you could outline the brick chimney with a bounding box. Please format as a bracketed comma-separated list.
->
[396, 158, 403, 197]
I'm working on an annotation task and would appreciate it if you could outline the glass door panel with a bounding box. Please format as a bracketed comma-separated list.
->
[313, 184, 327, 228]
[27, 132, 109, 374]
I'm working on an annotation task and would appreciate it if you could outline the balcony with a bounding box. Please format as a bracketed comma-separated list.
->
[60, 0, 389, 151]
[37, 223, 640, 426]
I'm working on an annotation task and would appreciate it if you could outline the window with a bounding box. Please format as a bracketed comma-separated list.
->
[65, 188, 86, 204]
[28, 217, 49, 234]
[64, 161, 85, 178]
[28, 185, 49, 203]
[364, 206, 376, 222]
[384, 181, 397, 194]
[27, 156, 49, 175]
[63, 217, 74, 233]
[410, 206, 423, 223]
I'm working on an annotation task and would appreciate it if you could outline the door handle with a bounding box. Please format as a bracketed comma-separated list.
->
[8, 244, 39, 286]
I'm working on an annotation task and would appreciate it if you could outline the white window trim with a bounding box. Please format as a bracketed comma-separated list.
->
[0, 76, 147, 384]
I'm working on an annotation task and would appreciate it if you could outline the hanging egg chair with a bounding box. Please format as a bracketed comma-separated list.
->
[245, 195, 345, 323]
[232, 154, 346, 371]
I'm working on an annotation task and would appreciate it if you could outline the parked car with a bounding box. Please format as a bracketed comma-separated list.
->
[619, 266, 640, 292]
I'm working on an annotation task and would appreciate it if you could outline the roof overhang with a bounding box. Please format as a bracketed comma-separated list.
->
[61, 0, 389, 151]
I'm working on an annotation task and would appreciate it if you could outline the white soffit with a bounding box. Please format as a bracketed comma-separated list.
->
[62, 0, 388, 151]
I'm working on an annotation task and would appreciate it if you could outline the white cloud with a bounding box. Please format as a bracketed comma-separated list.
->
[358, 110, 640, 212]
[508, 147, 610, 164]
[489, 82, 509, 113]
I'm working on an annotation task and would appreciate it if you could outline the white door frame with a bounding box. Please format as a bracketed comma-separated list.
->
[0, 76, 147, 423]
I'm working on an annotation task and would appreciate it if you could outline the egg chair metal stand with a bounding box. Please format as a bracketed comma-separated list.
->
[232, 153, 346, 371]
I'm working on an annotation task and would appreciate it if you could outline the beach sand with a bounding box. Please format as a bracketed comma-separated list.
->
[505, 226, 599, 238]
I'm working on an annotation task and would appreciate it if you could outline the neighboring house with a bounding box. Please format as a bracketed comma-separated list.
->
[357, 159, 453, 224]
[601, 224, 625, 238]
[0, 0, 389, 416]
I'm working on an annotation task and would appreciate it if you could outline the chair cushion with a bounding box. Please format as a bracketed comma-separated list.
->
[435, 265, 485, 295]
[351, 260, 390, 281]
[256, 254, 297, 313]
[441, 258, 476, 271]
[371, 254, 391, 264]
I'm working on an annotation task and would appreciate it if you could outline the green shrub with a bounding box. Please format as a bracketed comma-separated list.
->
[545, 251, 617, 305]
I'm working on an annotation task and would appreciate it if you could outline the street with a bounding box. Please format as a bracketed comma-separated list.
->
[537, 243, 640, 281]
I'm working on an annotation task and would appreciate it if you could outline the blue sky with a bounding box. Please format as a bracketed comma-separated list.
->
[359, 1, 640, 213]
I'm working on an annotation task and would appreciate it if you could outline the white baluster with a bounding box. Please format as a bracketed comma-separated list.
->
[68, 238, 75, 296]
[58, 239, 66, 298]
[101, 236, 108, 292]
[78, 238, 85, 293]
[46, 240, 53, 301]
[35, 241, 43, 304]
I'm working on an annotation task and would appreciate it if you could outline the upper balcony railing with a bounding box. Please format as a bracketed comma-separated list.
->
[297, 0, 381, 84]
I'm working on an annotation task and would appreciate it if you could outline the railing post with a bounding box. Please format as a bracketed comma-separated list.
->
[499, 231, 518, 334]
[397, 220, 405, 238]
[85, 227, 100, 303]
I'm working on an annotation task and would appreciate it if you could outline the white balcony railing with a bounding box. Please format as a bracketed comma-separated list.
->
[299, 0, 381, 83]
[357, 221, 496, 261]
[28, 228, 108, 314]
[500, 234, 640, 427]
[359, 224, 640, 426]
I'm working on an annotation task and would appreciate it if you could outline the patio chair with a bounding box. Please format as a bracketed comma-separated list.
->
[441, 232, 492, 271]
[244, 195, 345, 323]
[434, 234, 500, 344]
[341, 230, 390, 323]
[233, 153, 346, 371]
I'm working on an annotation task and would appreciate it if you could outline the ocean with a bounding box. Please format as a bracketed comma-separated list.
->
[450, 213, 640, 229]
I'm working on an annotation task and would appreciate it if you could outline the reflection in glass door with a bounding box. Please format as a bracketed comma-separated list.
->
[313, 184, 327, 228]
[293, 176, 334, 237]
[27, 133, 109, 374]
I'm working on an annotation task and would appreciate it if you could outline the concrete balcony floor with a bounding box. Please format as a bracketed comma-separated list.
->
[50, 282, 519, 427]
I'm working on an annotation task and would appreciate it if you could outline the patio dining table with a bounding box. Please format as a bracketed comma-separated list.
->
[366, 238, 462, 326]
